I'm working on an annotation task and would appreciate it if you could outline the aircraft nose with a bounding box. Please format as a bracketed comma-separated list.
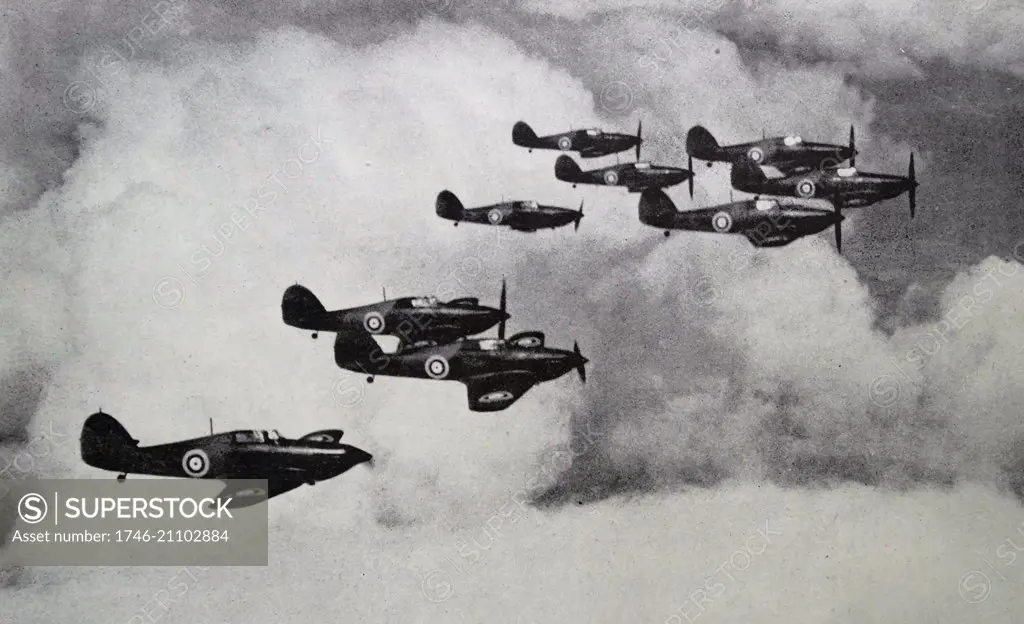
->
[345, 446, 373, 466]
[487, 308, 511, 322]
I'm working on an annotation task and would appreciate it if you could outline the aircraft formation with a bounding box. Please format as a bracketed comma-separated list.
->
[81, 118, 920, 506]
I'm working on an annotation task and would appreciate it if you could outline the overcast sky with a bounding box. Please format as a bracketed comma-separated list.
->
[2, 1, 1023, 622]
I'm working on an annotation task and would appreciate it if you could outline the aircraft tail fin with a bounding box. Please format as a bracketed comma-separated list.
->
[730, 156, 768, 188]
[554, 155, 582, 181]
[436, 190, 465, 221]
[638, 188, 678, 225]
[282, 284, 327, 329]
[512, 121, 538, 146]
[333, 328, 389, 373]
[685, 125, 723, 160]
[80, 411, 138, 470]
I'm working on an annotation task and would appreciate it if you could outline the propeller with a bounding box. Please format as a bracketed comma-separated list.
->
[574, 199, 584, 232]
[833, 191, 843, 254]
[636, 119, 643, 161]
[573, 341, 588, 383]
[498, 278, 507, 340]
[849, 125, 856, 168]
[688, 155, 694, 199]
[908, 153, 916, 219]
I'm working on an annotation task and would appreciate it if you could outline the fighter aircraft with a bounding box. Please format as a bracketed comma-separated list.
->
[555, 154, 694, 196]
[513, 120, 643, 159]
[730, 153, 918, 217]
[80, 410, 373, 508]
[329, 285, 588, 412]
[639, 188, 848, 252]
[435, 191, 584, 232]
[282, 280, 509, 347]
[686, 125, 857, 175]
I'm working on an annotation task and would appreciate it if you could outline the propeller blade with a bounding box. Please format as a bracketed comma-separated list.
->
[688, 155, 694, 199]
[573, 341, 587, 384]
[498, 278, 507, 339]
[575, 200, 584, 232]
[636, 119, 642, 161]
[833, 192, 843, 254]
[909, 153, 916, 219]
[849, 125, 856, 168]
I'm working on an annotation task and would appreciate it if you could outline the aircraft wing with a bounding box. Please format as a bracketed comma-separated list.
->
[462, 371, 539, 412]
[214, 473, 309, 509]
[742, 228, 798, 248]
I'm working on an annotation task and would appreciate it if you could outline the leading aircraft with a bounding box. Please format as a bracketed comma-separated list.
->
[80, 410, 373, 508]
[730, 153, 918, 217]
[555, 154, 694, 196]
[686, 125, 857, 175]
[435, 191, 584, 232]
[329, 285, 588, 412]
[282, 280, 509, 347]
[513, 120, 643, 159]
[639, 188, 847, 252]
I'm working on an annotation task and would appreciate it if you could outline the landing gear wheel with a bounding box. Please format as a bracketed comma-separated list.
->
[312, 332, 318, 340]
[117, 473, 126, 483]
[366, 376, 375, 384]
[664, 230, 670, 237]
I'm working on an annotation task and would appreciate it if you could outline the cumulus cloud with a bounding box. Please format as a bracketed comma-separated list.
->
[519, 0, 1024, 80]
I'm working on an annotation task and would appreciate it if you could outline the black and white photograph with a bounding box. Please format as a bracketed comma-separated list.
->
[2, 0, 1023, 621]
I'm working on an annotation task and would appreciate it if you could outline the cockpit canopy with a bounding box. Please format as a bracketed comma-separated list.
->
[447, 297, 479, 307]
[634, 162, 651, 169]
[584, 128, 602, 136]
[520, 200, 538, 210]
[754, 198, 780, 211]
[835, 167, 857, 177]
[410, 296, 439, 307]
[234, 430, 283, 444]
[782, 136, 803, 146]
[508, 331, 545, 348]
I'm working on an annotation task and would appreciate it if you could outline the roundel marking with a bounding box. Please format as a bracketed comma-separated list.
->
[479, 390, 514, 404]
[488, 208, 503, 224]
[557, 136, 572, 150]
[604, 170, 619, 185]
[425, 355, 450, 379]
[182, 449, 210, 478]
[711, 211, 733, 233]
[232, 487, 267, 498]
[796, 179, 816, 198]
[515, 336, 542, 348]
[306, 433, 335, 443]
[747, 147, 764, 163]
[363, 311, 385, 333]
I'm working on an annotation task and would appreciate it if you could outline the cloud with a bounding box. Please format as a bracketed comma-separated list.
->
[519, 0, 1024, 80]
